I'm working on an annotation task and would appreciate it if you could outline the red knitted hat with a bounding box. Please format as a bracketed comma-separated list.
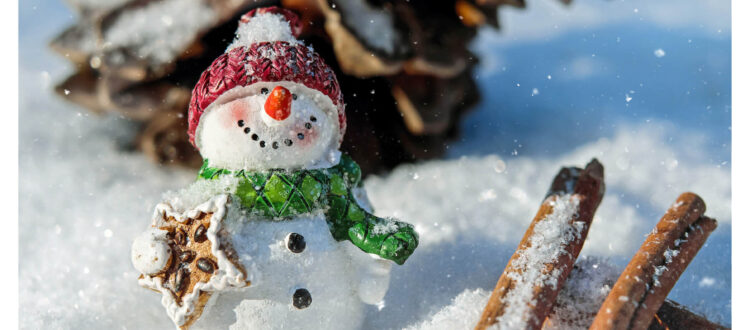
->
[187, 7, 345, 150]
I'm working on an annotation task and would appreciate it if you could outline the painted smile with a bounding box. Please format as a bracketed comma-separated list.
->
[238, 115, 318, 149]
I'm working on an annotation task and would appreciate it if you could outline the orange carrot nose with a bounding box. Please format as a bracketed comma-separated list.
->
[264, 86, 292, 121]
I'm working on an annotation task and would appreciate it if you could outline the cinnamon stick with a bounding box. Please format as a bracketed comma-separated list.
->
[476, 159, 605, 330]
[590, 193, 718, 330]
[648, 300, 728, 330]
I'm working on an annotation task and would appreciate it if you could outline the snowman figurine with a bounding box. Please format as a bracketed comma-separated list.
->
[130, 7, 418, 330]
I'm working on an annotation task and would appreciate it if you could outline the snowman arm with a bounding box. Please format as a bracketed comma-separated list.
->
[326, 200, 418, 265]
[325, 189, 418, 264]
[346, 214, 418, 265]
[326, 155, 418, 264]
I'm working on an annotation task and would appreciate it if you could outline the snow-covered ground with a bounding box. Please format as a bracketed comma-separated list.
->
[19, 0, 730, 328]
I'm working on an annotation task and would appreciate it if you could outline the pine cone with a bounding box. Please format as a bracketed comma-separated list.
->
[50, 0, 571, 173]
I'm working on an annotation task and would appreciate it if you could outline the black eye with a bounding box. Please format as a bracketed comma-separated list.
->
[261, 88, 269, 95]
[292, 94, 298, 100]
[310, 116, 317, 122]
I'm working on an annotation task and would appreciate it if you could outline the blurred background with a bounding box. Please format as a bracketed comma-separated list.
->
[19, 0, 731, 328]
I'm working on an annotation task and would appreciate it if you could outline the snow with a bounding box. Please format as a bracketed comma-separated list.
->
[20, 0, 730, 328]
[497, 195, 582, 328]
[663, 248, 679, 264]
[699, 277, 717, 288]
[331, 0, 400, 55]
[66, 0, 130, 12]
[162, 175, 239, 212]
[103, 0, 217, 65]
[652, 265, 668, 288]
[405, 289, 490, 330]
[227, 12, 301, 51]
[404, 256, 620, 330]
[372, 220, 402, 235]
[545, 257, 620, 330]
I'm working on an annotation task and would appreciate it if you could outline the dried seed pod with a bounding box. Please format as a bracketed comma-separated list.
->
[194, 224, 207, 243]
[196, 258, 216, 274]
[173, 266, 189, 292]
[178, 250, 195, 263]
[174, 229, 186, 245]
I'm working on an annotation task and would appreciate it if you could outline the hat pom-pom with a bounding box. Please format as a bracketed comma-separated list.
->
[241, 7, 302, 37]
[228, 6, 302, 51]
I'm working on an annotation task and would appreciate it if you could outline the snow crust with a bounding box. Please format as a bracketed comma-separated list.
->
[103, 0, 216, 65]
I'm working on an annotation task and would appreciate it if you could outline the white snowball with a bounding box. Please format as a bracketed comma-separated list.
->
[131, 228, 171, 276]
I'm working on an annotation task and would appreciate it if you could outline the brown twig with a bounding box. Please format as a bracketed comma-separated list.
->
[476, 159, 605, 330]
[590, 193, 718, 330]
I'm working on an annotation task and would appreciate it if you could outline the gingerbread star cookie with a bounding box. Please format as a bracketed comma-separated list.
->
[132, 195, 249, 329]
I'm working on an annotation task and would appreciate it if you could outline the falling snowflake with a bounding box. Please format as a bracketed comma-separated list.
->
[654, 48, 666, 58]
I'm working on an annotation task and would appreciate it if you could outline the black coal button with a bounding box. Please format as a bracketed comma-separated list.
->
[292, 288, 312, 309]
[286, 233, 306, 253]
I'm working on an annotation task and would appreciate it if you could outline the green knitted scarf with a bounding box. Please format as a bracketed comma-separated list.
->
[197, 154, 418, 265]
